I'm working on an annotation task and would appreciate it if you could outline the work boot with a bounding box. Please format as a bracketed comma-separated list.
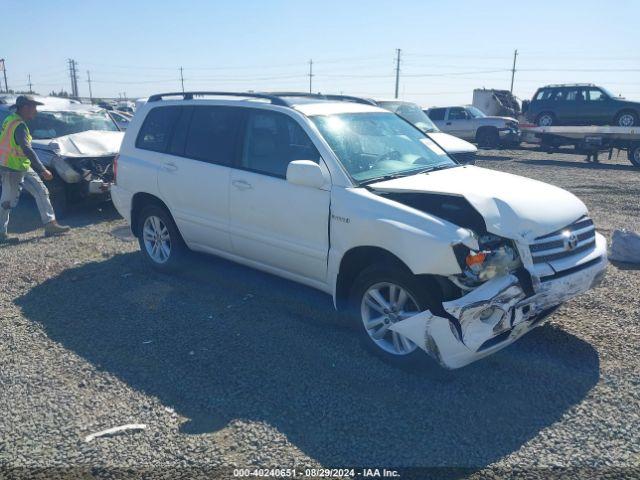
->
[0, 232, 19, 244]
[44, 221, 71, 237]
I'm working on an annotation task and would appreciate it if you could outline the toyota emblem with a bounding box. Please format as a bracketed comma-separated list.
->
[563, 231, 579, 251]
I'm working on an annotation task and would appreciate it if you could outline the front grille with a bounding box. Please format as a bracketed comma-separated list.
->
[529, 217, 596, 264]
[450, 151, 476, 164]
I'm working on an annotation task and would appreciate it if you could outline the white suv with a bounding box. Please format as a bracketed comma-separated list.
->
[112, 92, 607, 369]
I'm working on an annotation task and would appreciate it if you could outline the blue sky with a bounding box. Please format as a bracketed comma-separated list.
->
[3, 0, 639, 106]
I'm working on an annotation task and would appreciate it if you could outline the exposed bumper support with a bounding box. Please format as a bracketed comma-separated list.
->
[390, 238, 607, 369]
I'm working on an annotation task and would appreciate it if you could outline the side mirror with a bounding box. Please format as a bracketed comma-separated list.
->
[286, 160, 327, 189]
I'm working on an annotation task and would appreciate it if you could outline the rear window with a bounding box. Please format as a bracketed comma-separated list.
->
[136, 106, 182, 152]
[184, 106, 243, 165]
[427, 108, 446, 121]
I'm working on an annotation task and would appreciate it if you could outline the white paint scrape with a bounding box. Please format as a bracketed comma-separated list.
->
[84, 423, 147, 442]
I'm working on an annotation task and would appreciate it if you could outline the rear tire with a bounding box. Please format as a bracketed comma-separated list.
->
[349, 264, 439, 368]
[535, 112, 555, 127]
[136, 204, 188, 272]
[476, 127, 500, 148]
[615, 111, 638, 127]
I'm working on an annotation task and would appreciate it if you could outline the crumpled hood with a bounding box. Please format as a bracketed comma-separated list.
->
[369, 165, 588, 242]
[32, 130, 124, 158]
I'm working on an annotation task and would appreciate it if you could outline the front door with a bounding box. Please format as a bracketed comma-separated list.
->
[229, 109, 330, 282]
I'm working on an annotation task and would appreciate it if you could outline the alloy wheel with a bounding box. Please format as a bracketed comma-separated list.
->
[360, 282, 420, 355]
[143, 215, 171, 264]
[618, 113, 636, 127]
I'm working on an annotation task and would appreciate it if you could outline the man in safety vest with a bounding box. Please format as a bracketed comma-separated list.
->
[0, 95, 70, 243]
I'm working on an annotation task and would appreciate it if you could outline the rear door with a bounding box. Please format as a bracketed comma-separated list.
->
[228, 108, 330, 282]
[446, 107, 474, 140]
[156, 105, 244, 252]
[557, 88, 584, 124]
[426, 108, 447, 131]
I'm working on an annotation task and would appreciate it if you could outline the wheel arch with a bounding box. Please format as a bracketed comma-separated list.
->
[130, 192, 172, 238]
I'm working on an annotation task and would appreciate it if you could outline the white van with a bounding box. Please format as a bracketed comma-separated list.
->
[111, 92, 607, 369]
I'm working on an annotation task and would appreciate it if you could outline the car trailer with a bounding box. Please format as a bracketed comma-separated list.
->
[520, 125, 640, 167]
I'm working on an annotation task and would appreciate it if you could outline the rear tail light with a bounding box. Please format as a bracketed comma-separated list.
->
[113, 154, 119, 184]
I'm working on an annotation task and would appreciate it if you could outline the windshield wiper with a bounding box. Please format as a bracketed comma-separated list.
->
[358, 164, 458, 186]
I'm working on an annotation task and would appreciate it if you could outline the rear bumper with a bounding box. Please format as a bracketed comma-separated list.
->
[110, 185, 133, 225]
[390, 234, 607, 369]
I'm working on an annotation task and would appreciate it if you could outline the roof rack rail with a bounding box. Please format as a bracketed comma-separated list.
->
[543, 83, 596, 88]
[266, 92, 376, 106]
[147, 91, 289, 106]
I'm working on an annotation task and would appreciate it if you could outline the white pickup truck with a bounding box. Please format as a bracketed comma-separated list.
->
[111, 92, 607, 369]
[426, 105, 520, 148]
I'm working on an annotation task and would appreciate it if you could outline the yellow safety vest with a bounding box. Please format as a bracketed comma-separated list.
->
[0, 113, 31, 171]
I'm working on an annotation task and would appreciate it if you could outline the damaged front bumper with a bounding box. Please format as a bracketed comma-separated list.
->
[51, 155, 114, 196]
[390, 233, 607, 369]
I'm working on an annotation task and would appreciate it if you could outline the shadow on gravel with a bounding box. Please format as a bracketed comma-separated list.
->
[16, 251, 600, 475]
[518, 158, 639, 172]
[6, 195, 120, 235]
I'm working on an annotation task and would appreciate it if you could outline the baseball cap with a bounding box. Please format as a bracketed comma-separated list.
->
[10, 95, 44, 110]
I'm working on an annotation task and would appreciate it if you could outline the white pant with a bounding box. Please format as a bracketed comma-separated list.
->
[0, 167, 56, 235]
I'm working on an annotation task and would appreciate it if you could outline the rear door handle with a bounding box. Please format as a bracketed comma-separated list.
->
[163, 162, 178, 172]
[232, 179, 253, 190]
[446, 122, 452, 125]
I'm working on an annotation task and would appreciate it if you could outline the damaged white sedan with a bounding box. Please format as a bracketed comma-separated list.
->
[0, 96, 124, 214]
[112, 93, 607, 369]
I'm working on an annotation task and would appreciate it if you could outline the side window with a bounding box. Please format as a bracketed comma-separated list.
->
[551, 89, 566, 101]
[184, 106, 243, 165]
[448, 107, 468, 120]
[565, 89, 585, 102]
[587, 89, 606, 101]
[167, 107, 192, 156]
[135, 106, 182, 152]
[428, 108, 445, 121]
[242, 110, 320, 178]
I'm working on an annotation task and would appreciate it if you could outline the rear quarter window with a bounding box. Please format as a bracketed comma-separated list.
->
[135, 106, 182, 152]
[427, 108, 446, 121]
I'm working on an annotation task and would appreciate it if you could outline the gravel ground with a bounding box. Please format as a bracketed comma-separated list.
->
[0, 147, 638, 479]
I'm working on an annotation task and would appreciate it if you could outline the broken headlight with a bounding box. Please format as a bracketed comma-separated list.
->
[452, 234, 521, 289]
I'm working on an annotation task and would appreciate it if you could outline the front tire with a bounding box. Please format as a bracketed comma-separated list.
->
[476, 127, 500, 148]
[615, 111, 638, 127]
[349, 264, 438, 367]
[137, 204, 187, 271]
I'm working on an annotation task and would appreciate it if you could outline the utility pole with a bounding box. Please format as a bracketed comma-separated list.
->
[308, 59, 314, 94]
[28, 74, 33, 93]
[179, 67, 185, 93]
[0, 59, 8, 93]
[87, 70, 93, 103]
[394, 48, 401, 99]
[68, 59, 79, 98]
[510, 49, 518, 94]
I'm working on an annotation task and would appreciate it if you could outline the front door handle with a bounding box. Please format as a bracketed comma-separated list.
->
[232, 179, 253, 190]
[163, 162, 178, 172]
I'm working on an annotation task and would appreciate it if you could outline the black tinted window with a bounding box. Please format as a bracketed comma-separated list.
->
[448, 107, 468, 120]
[136, 106, 182, 152]
[427, 108, 445, 121]
[242, 110, 319, 178]
[185, 106, 243, 165]
[167, 107, 192, 156]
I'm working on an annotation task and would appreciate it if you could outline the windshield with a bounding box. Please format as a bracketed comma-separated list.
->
[466, 106, 486, 118]
[28, 110, 119, 139]
[311, 112, 456, 184]
[377, 101, 439, 133]
[599, 87, 618, 98]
